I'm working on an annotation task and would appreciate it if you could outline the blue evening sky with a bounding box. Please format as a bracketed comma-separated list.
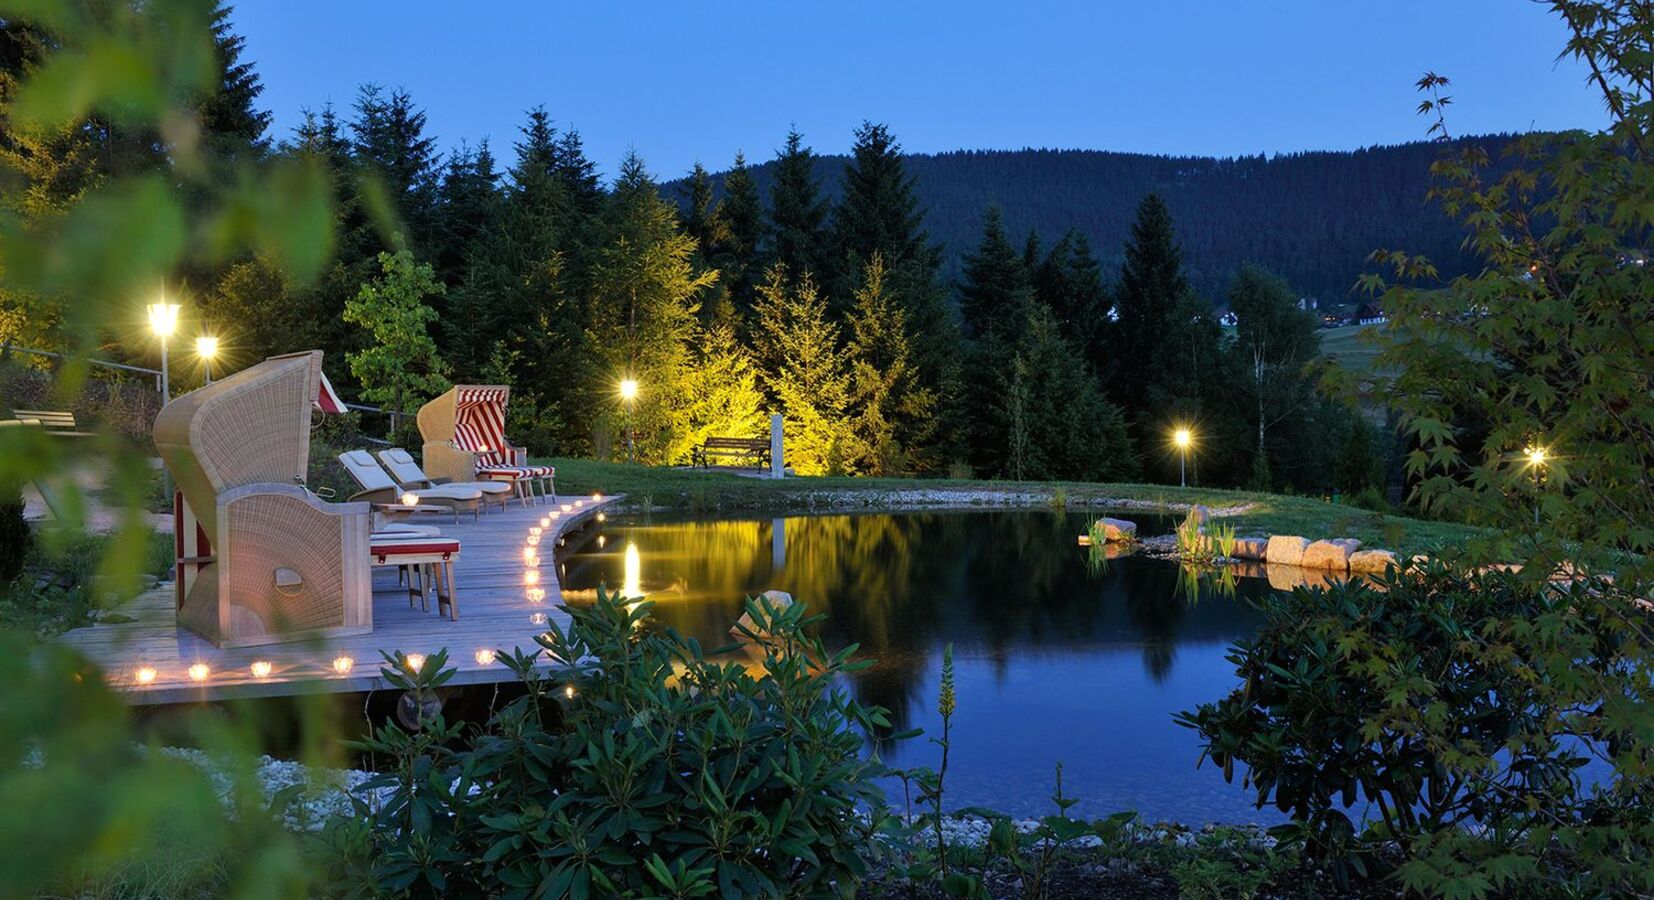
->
[232, 1, 1607, 180]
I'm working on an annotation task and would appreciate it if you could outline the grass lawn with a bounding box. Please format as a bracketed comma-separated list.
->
[543, 457, 1482, 557]
[1316, 323, 1385, 375]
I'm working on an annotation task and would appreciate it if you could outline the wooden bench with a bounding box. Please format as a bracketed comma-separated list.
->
[9, 409, 95, 437]
[693, 436, 771, 469]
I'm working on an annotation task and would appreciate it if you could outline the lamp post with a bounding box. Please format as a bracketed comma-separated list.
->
[1173, 427, 1193, 488]
[1524, 445, 1548, 526]
[619, 378, 639, 464]
[147, 302, 180, 400]
[195, 335, 219, 384]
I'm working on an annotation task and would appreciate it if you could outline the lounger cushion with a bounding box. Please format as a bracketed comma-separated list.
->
[478, 464, 554, 479]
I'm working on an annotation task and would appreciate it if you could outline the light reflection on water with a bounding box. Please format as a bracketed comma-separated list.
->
[557, 509, 1287, 822]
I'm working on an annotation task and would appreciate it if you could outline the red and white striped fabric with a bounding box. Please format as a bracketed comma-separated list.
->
[478, 464, 554, 479]
[453, 387, 513, 465]
[370, 534, 460, 565]
[314, 370, 347, 414]
[174, 490, 212, 611]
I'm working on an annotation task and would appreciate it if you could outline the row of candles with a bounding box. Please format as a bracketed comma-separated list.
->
[123, 493, 606, 689]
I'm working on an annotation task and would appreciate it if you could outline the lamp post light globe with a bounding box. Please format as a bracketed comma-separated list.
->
[195, 335, 219, 384]
[1524, 444, 1549, 525]
[147, 302, 181, 401]
[619, 379, 638, 401]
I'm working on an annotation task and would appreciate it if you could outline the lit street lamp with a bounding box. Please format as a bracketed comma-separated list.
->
[619, 378, 639, 464]
[1173, 427, 1193, 488]
[147, 301, 180, 400]
[195, 335, 219, 384]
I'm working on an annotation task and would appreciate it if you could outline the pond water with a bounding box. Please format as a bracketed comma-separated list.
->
[557, 509, 1283, 823]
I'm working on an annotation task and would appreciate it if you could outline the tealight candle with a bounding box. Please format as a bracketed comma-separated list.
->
[474, 649, 496, 666]
[524, 570, 540, 586]
[526, 588, 545, 603]
[250, 660, 272, 678]
[134, 666, 157, 685]
[188, 663, 210, 682]
[332, 656, 355, 675]
[401, 492, 419, 507]
[530, 612, 547, 625]
[405, 653, 426, 673]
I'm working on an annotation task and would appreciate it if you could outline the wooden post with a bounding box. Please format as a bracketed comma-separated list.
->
[769, 413, 784, 479]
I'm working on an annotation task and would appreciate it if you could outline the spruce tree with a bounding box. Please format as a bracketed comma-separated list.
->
[679, 296, 767, 462]
[350, 84, 440, 252]
[711, 151, 763, 316]
[1114, 193, 1185, 393]
[957, 205, 1033, 474]
[847, 253, 936, 475]
[767, 128, 830, 284]
[585, 152, 714, 463]
[1035, 229, 1111, 376]
[831, 121, 961, 467]
[751, 264, 856, 475]
[198, 2, 271, 158]
[998, 302, 1136, 481]
[680, 161, 716, 249]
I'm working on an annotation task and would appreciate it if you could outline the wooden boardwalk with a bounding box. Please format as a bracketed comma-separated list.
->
[58, 495, 621, 705]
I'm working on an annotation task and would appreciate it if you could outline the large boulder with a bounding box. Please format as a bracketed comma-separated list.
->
[1350, 549, 1399, 574]
[1302, 539, 1356, 571]
[1232, 536, 1269, 560]
[732, 589, 794, 638]
[1099, 517, 1137, 542]
[1266, 535, 1310, 566]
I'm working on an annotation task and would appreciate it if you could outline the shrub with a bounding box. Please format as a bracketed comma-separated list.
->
[1178, 564, 1654, 896]
[345, 588, 896, 898]
[0, 482, 29, 584]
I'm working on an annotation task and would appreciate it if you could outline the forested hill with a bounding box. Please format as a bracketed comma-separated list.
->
[667, 136, 1516, 303]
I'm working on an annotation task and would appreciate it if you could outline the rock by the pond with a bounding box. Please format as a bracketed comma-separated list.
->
[1350, 549, 1400, 573]
[1185, 505, 1212, 527]
[1302, 539, 1358, 571]
[732, 589, 794, 638]
[1232, 536, 1269, 560]
[1099, 517, 1137, 542]
[1265, 535, 1310, 566]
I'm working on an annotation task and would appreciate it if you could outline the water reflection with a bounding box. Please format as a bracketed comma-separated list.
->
[558, 509, 1280, 822]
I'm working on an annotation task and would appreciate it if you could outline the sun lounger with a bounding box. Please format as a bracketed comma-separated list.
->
[375, 447, 513, 512]
[336, 450, 484, 523]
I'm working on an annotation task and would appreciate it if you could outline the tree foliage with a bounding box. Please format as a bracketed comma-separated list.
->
[342, 247, 450, 411]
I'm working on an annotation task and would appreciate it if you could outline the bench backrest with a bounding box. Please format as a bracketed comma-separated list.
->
[12, 409, 76, 428]
[705, 436, 768, 449]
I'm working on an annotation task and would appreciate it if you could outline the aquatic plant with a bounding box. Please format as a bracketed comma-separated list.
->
[1210, 522, 1238, 560]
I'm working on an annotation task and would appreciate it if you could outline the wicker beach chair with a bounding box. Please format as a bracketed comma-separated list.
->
[375, 447, 513, 513]
[417, 385, 555, 506]
[153, 351, 372, 648]
[336, 450, 485, 523]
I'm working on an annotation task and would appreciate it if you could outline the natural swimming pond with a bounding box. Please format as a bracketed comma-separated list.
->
[557, 509, 1282, 823]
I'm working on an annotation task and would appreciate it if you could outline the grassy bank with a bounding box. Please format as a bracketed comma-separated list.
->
[2, 526, 175, 638]
[543, 457, 1482, 557]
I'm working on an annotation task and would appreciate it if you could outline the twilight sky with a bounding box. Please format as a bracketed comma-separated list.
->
[232, 1, 1607, 180]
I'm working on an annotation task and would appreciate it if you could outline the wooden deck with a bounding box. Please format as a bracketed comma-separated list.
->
[58, 495, 621, 704]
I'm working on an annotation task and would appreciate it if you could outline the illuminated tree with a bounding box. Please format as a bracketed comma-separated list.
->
[342, 247, 450, 412]
[752, 265, 857, 475]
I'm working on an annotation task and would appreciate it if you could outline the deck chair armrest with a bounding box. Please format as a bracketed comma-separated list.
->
[348, 486, 397, 504]
[422, 441, 476, 484]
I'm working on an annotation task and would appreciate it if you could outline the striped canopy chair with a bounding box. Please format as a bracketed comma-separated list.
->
[417, 385, 554, 506]
[154, 351, 372, 648]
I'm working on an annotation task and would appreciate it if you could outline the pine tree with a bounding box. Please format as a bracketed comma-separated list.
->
[585, 152, 715, 463]
[833, 121, 933, 277]
[847, 253, 936, 475]
[680, 161, 716, 248]
[342, 247, 451, 414]
[752, 264, 856, 475]
[431, 140, 502, 290]
[767, 128, 830, 285]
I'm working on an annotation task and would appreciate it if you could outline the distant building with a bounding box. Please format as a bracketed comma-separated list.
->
[1216, 308, 1239, 327]
[1356, 301, 1387, 326]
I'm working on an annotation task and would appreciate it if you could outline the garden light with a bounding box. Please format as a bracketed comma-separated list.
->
[250, 660, 272, 678]
[134, 666, 157, 685]
[331, 656, 355, 675]
[188, 663, 210, 682]
[404, 653, 426, 673]
[196, 335, 219, 383]
[474, 649, 496, 666]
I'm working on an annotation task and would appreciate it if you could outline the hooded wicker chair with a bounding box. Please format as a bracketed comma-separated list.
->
[417, 385, 554, 506]
[154, 351, 372, 648]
